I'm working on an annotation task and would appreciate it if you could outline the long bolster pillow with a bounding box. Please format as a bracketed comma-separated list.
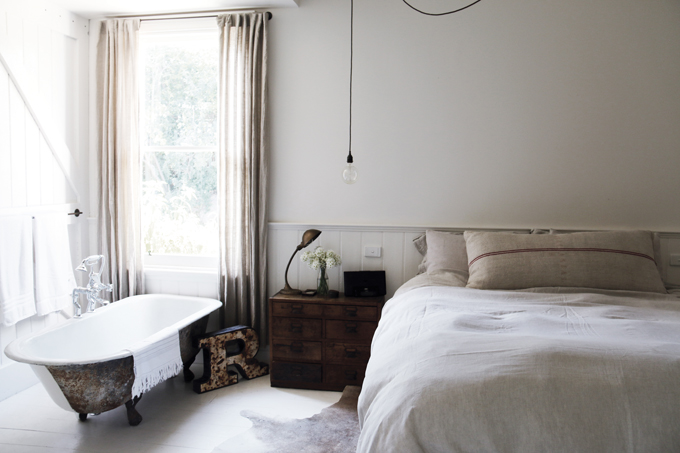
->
[464, 230, 666, 293]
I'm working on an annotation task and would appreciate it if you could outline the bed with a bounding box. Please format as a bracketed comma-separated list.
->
[357, 230, 680, 452]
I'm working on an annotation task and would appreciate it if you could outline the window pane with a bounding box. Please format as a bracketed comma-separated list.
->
[143, 37, 218, 147]
[142, 150, 218, 255]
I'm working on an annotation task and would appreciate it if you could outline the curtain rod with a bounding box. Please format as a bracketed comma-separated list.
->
[108, 9, 272, 21]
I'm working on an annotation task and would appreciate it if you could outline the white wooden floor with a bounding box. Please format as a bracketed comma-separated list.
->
[0, 364, 342, 452]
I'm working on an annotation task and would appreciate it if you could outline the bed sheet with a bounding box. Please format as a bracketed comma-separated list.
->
[358, 285, 680, 452]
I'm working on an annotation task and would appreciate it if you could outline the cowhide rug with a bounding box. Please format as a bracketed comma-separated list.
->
[212, 386, 361, 453]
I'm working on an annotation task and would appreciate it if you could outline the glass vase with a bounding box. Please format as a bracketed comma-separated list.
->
[317, 267, 329, 297]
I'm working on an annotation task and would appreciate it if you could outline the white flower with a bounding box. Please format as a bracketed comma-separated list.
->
[301, 246, 342, 270]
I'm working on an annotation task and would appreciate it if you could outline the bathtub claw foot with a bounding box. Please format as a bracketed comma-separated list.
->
[125, 395, 143, 426]
[183, 366, 195, 382]
[79, 413, 88, 421]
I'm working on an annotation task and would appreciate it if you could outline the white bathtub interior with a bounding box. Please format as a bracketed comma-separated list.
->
[6, 295, 220, 366]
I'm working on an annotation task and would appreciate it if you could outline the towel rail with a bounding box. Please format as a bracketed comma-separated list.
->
[0, 204, 83, 219]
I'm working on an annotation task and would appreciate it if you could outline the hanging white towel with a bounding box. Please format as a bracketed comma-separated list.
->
[0, 216, 37, 326]
[32, 214, 77, 316]
[126, 327, 183, 398]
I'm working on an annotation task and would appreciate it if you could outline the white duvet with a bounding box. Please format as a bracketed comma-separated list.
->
[357, 285, 680, 453]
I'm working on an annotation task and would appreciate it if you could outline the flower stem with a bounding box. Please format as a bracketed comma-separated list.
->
[317, 267, 329, 296]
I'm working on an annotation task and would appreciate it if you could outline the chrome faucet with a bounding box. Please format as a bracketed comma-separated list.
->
[72, 255, 113, 317]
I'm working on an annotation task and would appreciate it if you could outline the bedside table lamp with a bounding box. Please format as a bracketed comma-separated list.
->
[280, 229, 322, 295]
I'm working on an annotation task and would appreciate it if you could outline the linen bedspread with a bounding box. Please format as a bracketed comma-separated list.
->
[357, 286, 680, 452]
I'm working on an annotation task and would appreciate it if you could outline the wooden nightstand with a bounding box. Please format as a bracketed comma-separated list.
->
[268, 292, 384, 391]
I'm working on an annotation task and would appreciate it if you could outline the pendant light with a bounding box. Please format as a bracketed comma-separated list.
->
[342, 0, 358, 184]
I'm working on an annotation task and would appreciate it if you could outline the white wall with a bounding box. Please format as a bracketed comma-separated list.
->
[268, 224, 680, 300]
[268, 0, 680, 231]
[0, 0, 90, 398]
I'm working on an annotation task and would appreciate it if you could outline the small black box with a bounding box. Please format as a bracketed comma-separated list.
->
[344, 271, 386, 297]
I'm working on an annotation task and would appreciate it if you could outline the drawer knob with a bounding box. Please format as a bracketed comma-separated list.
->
[290, 322, 303, 333]
[291, 365, 303, 376]
[345, 322, 358, 334]
[345, 370, 358, 381]
[290, 304, 304, 314]
[290, 342, 304, 353]
[344, 347, 358, 358]
[345, 307, 358, 317]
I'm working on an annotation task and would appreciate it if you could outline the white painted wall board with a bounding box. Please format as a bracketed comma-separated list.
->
[318, 229, 341, 293]
[25, 118, 41, 206]
[9, 85, 27, 207]
[0, 69, 11, 208]
[6, 13, 22, 58]
[297, 228, 318, 292]
[361, 232, 383, 271]
[0, 11, 6, 45]
[0, 323, 17, 367]
[277, 228, 301, 293]
[0, 0, 89, 395]
[39, 137, 54, 205]
[382, 232, 405, 297]
[22, 22, 39, 95]
[161, 279, 180, 295]
[340, 231, 362, 274]
[403, 231, 424, 282]
[178, 281, 199, 297]
[0, 362, 38, 401]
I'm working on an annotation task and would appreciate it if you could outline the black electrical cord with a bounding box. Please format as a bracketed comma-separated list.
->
[402, 0, 483, 16]
[347, 0, 354, 164]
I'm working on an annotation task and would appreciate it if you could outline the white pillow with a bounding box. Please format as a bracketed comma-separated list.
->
[414, 230, 468, 277]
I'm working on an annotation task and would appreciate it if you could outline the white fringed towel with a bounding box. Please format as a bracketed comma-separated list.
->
[0, 216, 36, 326]
[32, 214, 77, 315]
[126, 327, 183, 398]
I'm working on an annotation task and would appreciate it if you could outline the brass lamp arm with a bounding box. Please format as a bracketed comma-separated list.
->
[281, 247, 301, 294]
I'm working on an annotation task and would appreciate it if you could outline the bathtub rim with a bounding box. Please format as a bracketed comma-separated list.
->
[4, 294, 221, 367]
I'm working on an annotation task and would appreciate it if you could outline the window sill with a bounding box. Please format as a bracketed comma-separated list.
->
[144, 253, 218, 270]
[144, 267, 217, 284]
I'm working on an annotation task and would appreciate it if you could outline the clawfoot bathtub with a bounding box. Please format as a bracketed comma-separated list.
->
[5, 294, 221, 425]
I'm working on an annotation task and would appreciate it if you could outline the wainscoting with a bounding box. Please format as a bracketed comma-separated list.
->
[268, 223, 428, 300]
[0, 1, 89, 400]
[268, 223, 680, 298]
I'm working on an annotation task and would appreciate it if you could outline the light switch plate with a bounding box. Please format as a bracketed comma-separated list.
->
[670, 254, 680, 266]
[365, 246, 382, 258]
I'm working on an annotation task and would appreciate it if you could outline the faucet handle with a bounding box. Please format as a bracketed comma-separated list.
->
[76, 255, 105, 274]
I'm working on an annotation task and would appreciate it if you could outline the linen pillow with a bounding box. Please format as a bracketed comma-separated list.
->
[533, 229, 666, 283]
[464, 230, 666, 293]
[414, 230, 468, 277]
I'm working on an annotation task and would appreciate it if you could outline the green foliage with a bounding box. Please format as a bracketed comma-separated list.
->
[140, 36, 219, 256]
[144, 42, 218, 147]
[142, 177, 218, 255]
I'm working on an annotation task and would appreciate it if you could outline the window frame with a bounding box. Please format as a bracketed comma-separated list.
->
[138, 18, 220, 271]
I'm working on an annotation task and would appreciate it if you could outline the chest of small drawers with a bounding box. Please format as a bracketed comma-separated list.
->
[269, 292, 384, 391]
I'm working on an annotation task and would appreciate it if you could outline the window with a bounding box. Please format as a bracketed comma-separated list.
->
[139, 20, 219, 264]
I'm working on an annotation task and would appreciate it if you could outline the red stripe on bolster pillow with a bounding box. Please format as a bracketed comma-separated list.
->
[464, 230, 666, 293]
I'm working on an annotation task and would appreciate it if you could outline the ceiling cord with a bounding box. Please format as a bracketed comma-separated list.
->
[347, 0, 354, 162]
[402, 0, 484, 16]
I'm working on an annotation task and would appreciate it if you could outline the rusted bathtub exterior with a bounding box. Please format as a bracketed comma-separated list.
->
[5, 295, 220, 424]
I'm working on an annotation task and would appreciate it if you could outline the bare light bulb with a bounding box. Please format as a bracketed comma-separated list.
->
[342, 153, 358, 184]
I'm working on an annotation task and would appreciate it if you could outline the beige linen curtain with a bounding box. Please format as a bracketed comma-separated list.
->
[96, 19, 144, 301]
[216, 13, 268, 340]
